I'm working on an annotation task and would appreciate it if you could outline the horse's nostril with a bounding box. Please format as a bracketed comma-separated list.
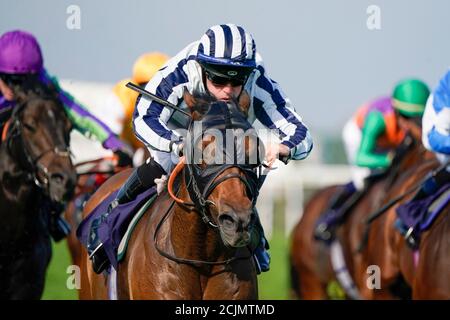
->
[219, 214, 237, 230]
[50, 173, 65, 184]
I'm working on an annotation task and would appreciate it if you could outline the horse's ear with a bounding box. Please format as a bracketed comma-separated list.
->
[238, 90, 250, 117]
[183, 88, 196, 112]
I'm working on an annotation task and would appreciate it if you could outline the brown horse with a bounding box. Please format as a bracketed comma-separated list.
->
[361, 151, 450, 299]
[357, 118, 442, 299]
[290, 117, 432, 299]
[79, 91, 261, 299]
[289, 177, 390, 299]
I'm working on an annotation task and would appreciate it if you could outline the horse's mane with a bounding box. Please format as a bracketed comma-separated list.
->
[188, 90, 249, 120]
[7, 73, 59, 105]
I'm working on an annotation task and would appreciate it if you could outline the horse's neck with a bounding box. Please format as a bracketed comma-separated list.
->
[0, 144, 33, 194]
[401, 139, 434, 172]
[0, 145, 37, 233]
[170, 181, 231, 264]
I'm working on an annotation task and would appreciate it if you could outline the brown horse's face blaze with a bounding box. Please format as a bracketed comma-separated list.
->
[21, 99, 76, 203]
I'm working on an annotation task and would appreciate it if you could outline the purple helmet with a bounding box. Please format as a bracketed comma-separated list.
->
[0, 30, 43, 74]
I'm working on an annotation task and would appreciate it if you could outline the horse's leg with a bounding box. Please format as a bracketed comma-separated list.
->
[289, 187, 340, 300]
[9, 237, 51, 300]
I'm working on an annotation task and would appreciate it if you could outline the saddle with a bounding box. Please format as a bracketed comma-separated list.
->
[76, 186, 157, 269]
[396, 183, 450, 244]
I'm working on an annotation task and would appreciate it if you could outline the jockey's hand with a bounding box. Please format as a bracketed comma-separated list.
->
[171, 141, 184, 157]
[265, 143, 290, 167]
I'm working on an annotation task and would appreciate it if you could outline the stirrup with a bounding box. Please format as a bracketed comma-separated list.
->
[88, 242, 104, 259]
[88, 243, 110, 274]
[404, 227, 419, 250]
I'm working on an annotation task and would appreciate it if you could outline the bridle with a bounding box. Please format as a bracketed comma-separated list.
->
[2, 98, 72, 195]
[154, 100, 266, 267]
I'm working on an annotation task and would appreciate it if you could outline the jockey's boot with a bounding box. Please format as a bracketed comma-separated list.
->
[44, 200, 71, 242]
[49, 214, 71, 242]
[314, 182, 357, 242]
[249, 210, 270, 274]
[87, 158, 166, 274]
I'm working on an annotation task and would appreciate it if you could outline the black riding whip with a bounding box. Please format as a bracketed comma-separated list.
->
[125, 82, 192, 118]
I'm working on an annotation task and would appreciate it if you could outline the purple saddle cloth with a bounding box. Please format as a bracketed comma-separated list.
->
[396, 183, 450, 233]
[76, 186, 157, 269]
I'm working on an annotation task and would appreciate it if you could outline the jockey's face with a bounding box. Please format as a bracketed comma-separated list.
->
[205, 76, 243, 102]
[0, 78, 14, 101]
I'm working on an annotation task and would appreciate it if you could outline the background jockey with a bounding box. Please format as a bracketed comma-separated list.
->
[87, 23, 313, 274]
[102, 52, 169, 152]
[314, 79, 430, 242]
[0, 30, 133, 241]
[396, 69, 450, 247]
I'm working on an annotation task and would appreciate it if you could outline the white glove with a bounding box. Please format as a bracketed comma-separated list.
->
[154, 175, 168, 195]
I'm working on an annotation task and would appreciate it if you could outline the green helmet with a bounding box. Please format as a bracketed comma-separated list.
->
[392, 79, 430, 117]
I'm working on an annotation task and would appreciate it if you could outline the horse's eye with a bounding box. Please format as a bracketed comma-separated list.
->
[23, 123, 36, 132]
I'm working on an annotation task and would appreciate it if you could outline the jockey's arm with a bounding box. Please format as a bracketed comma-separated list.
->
[252, 67, 313, 163]
[356, 111, 391, 168]
[40, 70, 126, 152]
[422, 93, 450, 155]
[132, 78, 183, 154]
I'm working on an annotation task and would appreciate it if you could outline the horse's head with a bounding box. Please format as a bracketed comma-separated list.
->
[182, 90, 263, 248]
[397, 114, 422, 143]
[390, 113, 436, 179]
[6, 91, 76, 203]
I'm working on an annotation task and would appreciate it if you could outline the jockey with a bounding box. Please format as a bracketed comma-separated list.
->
[0, 30, 133, 241]
[314, 79, 430, 242]
[398, 69, 450, 248]
[87, 23, 313, 274]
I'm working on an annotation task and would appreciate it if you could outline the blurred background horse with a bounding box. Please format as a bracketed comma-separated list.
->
[0, 86, 76, 299]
